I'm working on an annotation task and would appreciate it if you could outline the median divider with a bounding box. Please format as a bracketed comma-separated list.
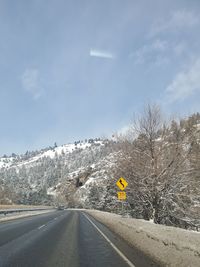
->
[0, 207, 53, 215]
[0, 207, 55, 222]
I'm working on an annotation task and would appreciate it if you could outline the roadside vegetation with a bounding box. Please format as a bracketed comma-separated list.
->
[113, 104, 200, 230]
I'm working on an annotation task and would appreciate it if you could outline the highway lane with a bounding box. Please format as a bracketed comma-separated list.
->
[0, 210, 158, 267]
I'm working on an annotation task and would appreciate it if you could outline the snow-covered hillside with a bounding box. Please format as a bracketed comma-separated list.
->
[0, 141, 101, 169]
[0, 139, 117, 207]
[0, 157, 15, 169]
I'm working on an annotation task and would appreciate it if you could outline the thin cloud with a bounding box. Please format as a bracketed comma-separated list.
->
[90, 49, 114, 59]
[131, 39, 187, 66]
[173, 42, 186, 56]
[152, 39, 168, 51]
[166, 58, 200, 102]
[130, 39, 168, 65]
[150, 9, 199, 37]
[21, 68, 43, 99]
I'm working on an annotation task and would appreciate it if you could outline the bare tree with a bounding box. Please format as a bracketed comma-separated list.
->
[115, 104, 200, 226]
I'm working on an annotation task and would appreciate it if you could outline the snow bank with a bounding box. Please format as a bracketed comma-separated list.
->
[86, 210, 200, 267]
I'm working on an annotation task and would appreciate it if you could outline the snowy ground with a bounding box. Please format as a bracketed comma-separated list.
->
[86, 210, 200, 267]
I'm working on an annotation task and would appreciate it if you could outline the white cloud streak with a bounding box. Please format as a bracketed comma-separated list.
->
[90, 49, 114, 59]
[131, 39, 168, 65]
[166, 59, 200, 102]
[131, 39, 187, 66]
[21, 68, 43, 99]
[150, 9, 199, 37]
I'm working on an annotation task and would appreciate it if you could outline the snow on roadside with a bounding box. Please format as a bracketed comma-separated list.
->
[86, 210, 200, 267]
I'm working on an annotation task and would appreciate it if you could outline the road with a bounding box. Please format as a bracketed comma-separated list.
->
[0, 210, 158, 267]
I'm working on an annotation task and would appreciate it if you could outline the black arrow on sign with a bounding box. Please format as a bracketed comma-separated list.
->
[119, 179, 124, 188]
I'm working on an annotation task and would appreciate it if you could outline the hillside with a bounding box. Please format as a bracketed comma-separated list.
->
[0, 111, 199, 231]
[0, 139, 117, 206]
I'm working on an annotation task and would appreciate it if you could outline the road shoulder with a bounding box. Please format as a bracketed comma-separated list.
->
[85, 209, 200, 267]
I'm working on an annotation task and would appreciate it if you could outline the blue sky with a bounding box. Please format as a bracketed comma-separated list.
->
[0, 0, 200, 155]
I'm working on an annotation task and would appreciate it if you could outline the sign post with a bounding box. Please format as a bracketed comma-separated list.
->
[116, 177, 128, 215]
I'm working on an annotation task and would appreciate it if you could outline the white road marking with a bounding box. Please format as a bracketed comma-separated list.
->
[38, 224, 46, 230]
[83, 214, 136, 267]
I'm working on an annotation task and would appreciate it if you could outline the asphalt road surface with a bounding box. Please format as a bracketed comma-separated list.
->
[0, 210, 159, 267]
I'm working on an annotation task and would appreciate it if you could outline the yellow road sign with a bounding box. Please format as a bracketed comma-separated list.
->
[116, 177, 128, 191]
[117, 191, 126, 200]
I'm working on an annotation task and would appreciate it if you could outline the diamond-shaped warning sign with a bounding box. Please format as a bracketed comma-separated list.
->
[116, 177, 128, 191]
